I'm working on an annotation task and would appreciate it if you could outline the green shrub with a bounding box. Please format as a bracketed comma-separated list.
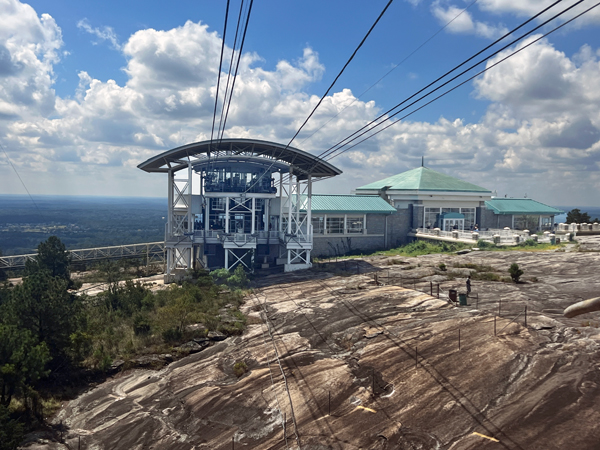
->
[438, 263, 447, 271]
[233, 361, 248, 378]
[508, 263, 524, 283]
[162, 327, 182, 343]
[0, 404, 24, 450]
[476, 239, 495, 249]
[133, 314, 151, 335]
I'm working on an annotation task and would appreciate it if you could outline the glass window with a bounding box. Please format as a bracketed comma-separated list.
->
[424, 207, 440, 228]
[460, 208, 476, 230]
[312, 216, 324, 234]
[211, 198, 226, 211]
[347, 216, 364, 234]
[327, 217, 344, 234]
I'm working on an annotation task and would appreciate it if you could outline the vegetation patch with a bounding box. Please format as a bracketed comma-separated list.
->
[378, 240, 470, 257]
[0, 237, 251, 448]
[233, 361, 248, 378]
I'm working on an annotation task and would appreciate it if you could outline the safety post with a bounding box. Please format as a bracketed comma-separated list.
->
[498, 298, 502, 316]
[415, 347, 418, 369]
[437, 283, 440, 298]
[458, 328, 461, 350]
[494, 316, 497, 336]
[524, 305, 527, 328]
[372, 367, 375, 395]
[430, 281, 433, 296]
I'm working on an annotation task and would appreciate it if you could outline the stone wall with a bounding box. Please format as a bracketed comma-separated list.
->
[312, 235, 385, 257]
[387, 208, 411, 247]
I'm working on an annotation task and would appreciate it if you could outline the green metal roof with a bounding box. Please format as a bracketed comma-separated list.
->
[485, 198, 563, 215]
[302, 195, 396, 214]
[356, 167, 491, 193]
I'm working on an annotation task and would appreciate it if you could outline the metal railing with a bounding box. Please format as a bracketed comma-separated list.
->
[0, 242, 166, 270]
[416, 228, 558, 245]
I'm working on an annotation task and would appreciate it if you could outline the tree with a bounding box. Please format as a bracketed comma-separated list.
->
[24, 236, 72, 286]
[0, 404, 24, 450]
[566, 209, 591, 224]
[509, 263, 524, 283]
[0, 325, 50, 407]
[6, 272, 81, 367]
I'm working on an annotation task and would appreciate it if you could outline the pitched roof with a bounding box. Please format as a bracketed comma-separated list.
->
[303, 195, 396, 214]
[356, 167, 491, 193]
[485, 198, 563, 215]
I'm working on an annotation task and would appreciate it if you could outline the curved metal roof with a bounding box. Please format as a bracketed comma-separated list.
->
[137, 138, 342, 180]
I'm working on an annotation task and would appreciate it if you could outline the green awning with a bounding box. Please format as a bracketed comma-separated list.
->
[485, 198, 563, 215]
[302, 195, 396, 214]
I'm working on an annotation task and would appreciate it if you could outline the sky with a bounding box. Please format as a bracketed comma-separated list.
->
[1, 0, 600, 205]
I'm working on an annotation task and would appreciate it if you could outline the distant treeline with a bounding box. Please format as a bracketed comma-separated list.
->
[0, 195, 166, 255]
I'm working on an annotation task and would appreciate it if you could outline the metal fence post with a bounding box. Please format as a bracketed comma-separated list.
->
[494, 316, 497, 336]
[458, 328, 461, 350]
[430, 281, 433, 296]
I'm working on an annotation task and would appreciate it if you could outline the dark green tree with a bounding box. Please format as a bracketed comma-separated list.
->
[6, 272, 81, 367]
[566, 209, 591, 224]
[0, 325, 50, 407]
[24, 236, 72, 285]
[0, 404, 24, 450]
[509, 263, 524, 283]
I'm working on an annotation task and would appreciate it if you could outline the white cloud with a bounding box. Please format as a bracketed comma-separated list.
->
[0, 0, 61, 121]
[431, 2, 509, 39]
[477, 0, 600, 27]
[77, 18, 121, 50]
[1, 0, 600, 206]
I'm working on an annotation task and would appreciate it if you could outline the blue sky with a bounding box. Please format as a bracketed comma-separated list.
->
[2, 0, 600, 205]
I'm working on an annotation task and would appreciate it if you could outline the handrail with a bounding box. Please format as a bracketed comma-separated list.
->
[0, 241, 166, 270]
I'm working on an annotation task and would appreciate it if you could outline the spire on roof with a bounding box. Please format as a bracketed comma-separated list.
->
[421, 156, 424, 167]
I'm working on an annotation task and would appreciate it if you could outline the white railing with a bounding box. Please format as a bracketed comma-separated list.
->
[0, 242, 166, 270]
[416, 228, 559, 245]
[220, 233, 257, 244]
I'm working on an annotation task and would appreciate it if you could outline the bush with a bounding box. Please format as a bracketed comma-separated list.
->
[0, 404, 24, 450]
[233, 361, 248, 378]
[133, 314, 151, 336]
[162, 327, 182, 344]
[476, 239, 495, 249]
[508, 263, 524, 283]
[438, 263, 447, 271]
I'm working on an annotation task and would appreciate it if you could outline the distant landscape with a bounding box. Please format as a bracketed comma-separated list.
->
[0, 195, 166, 255]
[1, 195, 600, 256]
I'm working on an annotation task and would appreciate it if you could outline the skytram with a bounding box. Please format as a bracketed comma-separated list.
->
[138, 138, 342, 279]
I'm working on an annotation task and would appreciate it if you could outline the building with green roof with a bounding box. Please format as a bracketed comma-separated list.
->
[356, 166, 492, 231]
[294, 194, 406, 257]
[483, 198, 563, 230]
[353, 166, 561, 233]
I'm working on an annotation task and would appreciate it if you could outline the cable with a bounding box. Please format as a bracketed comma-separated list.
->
[242, 0, 396, 195]
[285, 0, 395, 150]
[0, 141, 39, 210]
[297, 0, 481, 148]
[323, 0, 599, 163]
[219, 0, 254, 142]
[316, 0, 568, 163]
[216, 0, 247, 145]
[210, 0, 231, 145]
[276, 0, 552, 190]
